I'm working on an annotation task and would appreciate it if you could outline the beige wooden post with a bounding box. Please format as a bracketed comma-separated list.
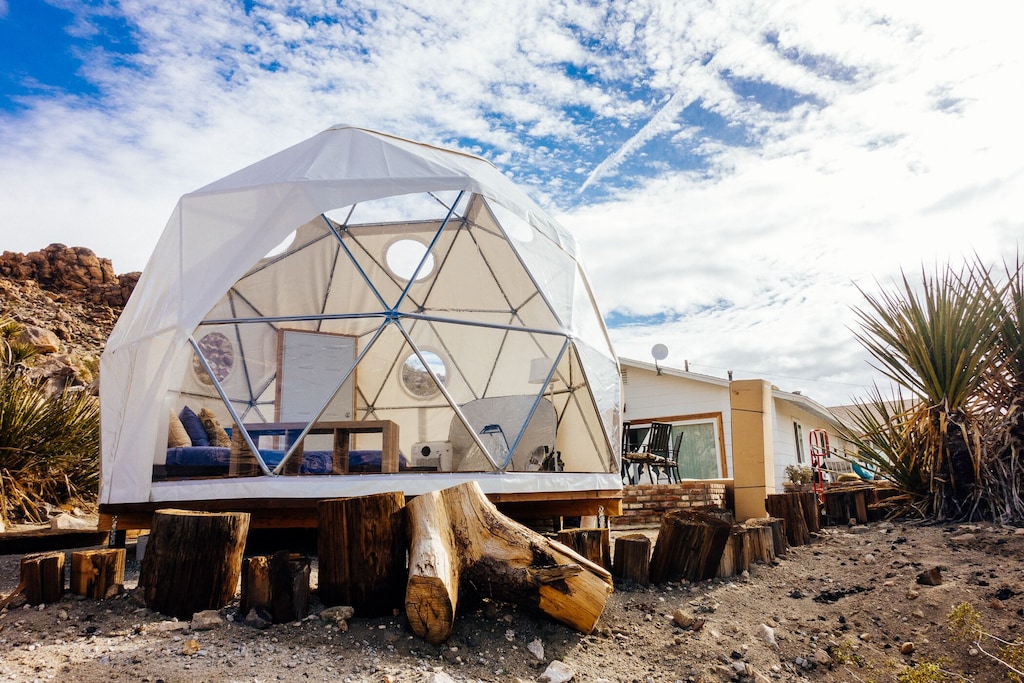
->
[730, 379, 775, 520]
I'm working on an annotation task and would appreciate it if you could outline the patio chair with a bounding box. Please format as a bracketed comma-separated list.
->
[621, 423, 643, 484]
[622, 422, 675, 484]
[644, 422, 676, 484]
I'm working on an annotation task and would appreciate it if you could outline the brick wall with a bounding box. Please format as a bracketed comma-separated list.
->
[611, 480, 729, 528]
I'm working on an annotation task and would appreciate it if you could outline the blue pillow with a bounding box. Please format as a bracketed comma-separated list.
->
[178, 406, 210, 447]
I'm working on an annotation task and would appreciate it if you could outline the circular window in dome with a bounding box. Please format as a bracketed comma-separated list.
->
[193, 332, 234, 385]
[401, 350, 446, 399]
[385, 239, 435, 281]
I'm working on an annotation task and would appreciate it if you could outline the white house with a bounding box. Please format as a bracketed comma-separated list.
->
[619, 357, 856, 518]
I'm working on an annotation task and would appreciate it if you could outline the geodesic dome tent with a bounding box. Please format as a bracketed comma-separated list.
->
[99, 126, 621, 509]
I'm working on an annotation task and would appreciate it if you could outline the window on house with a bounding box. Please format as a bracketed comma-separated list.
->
[794, 422, 804, 464]
[672, 421, 721, 479]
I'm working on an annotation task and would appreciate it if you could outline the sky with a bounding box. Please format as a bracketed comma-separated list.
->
[2, 1, 1022, 408]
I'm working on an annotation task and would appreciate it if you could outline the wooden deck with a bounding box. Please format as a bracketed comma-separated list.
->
[98, 490, 623, 531]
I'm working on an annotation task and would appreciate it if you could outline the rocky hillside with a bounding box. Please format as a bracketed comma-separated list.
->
[0, 244, 138, 394]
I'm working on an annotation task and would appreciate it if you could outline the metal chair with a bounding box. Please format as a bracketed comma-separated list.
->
[644, 422, 676, 484]
[622, 422, 676, 484]
[621, 423, 642, 484]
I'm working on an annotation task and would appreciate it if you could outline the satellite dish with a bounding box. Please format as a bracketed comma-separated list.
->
[651, 343, 668, 375]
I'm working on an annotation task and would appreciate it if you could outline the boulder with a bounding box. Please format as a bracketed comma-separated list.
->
[15, 325, 60, 353]
[190, 609, 225, 631]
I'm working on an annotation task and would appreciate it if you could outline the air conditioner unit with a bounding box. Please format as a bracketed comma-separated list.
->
[411, 441, 452, 470]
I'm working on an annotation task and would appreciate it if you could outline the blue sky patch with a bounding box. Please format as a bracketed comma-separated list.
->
[723, 72, 818, 113]
[0, 1, 140, 112]
[604, 310, 684, 329]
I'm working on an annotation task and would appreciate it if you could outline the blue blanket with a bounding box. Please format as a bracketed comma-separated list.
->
[161, 446, 406, 476]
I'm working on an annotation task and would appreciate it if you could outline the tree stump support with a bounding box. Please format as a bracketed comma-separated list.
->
[240, 550, 311, 623]
[139, 509, 250, 619]
[612, 534, 651, 586]
[317, 492, 406, 617]
[557, 528, 611, 572]
[757, 516, 787, 557]
[766, 494, 811, 547]
[743, 519, 777, 564]
[823, 485, 874, 525]
[71, 548, 126, 599]
[717, 524, 761, 578]
[716, 529, 737, 578]
[649, 509, 732, 583]
[405, 481, 613, 644]
[799, 491, 822, 533]
[17, 552, 65, 606]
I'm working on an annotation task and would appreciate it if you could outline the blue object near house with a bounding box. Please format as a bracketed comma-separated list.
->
[852, 462, 875, 480]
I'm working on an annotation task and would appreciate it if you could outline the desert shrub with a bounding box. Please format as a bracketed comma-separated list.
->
[0, 364, 99, 524]
[0, 316, 36, 366]
[843, 257, 1024, 521]
[947, 602, 1024, 681]
[894, 660, 951, 683]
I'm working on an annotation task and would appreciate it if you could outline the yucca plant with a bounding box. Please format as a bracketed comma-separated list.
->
[973, 256, 1024, 520]
[841, 385, 930, 516]
[0, 356, 100, 525]
[847, 260, 1011, 520]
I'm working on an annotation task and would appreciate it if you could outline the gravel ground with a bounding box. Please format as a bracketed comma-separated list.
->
[2, 520, 1024, 682]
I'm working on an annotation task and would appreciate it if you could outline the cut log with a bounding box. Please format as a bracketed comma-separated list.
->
[612, 534, 651, 586]
[71, 548, 126, 599]
[799, 491, 822, 533]
[405, 487, 459, 644]
[706, 509, 739, 579]
[823, 484, 875, 525]
[139, 509, 250, 619]
[736, 526, 753, 573]
[742, 519, 777, 564]
[716, 530, 736, 578]
[717, 524, 759, 578]
[649, 509, 732, 583]
[766, 494, 810, 547]
[317, 492, 406, 617]
[20, 551, 65, 605]
[240, 551, 310, 623]
[755, 516, 787, 557]
[557, 528, 611, 572]
[405, 481, 613, 644]
[241, 555, 272, 617]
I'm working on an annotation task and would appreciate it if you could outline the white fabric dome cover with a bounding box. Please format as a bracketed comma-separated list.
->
[100, 126, 621, 506]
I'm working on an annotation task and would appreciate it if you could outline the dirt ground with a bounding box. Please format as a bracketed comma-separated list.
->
[2, 519, 1023, 683]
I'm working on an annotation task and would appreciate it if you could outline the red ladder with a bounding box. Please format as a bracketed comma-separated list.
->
[808, 429, 830, 501]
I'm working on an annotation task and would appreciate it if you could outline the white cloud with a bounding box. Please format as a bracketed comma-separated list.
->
[2, 0, 1022, 407]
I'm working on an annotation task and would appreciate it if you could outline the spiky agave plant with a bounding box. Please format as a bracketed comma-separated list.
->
[0, 366, 99, 524]
[851, 261, 1005, 520]
[973, 256, 1024, 521]
[0, 315, 37, 367]
[838, 385, 930, 517]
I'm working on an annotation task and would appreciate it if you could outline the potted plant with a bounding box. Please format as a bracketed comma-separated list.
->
[783, 464, 813, 492]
